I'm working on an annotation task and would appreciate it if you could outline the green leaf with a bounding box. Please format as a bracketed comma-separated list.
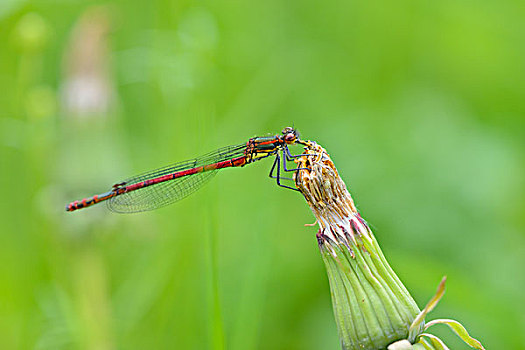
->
[419, 333, 450, 350]
[425, 319, 485, 350]
[408, 276, 447, 341]
[412, 342, 431, 350]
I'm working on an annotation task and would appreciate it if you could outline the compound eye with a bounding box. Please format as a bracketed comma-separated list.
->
[282, 126, 294, 135]
[284, 132, 296, 143]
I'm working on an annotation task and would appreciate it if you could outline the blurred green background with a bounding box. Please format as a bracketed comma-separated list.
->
[1, 0, 524, 349]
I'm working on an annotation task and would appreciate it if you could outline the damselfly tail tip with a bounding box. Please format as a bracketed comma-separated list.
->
[66, 201, 77, 212]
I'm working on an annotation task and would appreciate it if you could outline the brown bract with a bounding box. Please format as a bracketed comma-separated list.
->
[294, 141, 373, 252]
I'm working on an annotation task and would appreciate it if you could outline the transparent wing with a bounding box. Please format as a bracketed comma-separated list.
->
[107, 143, 246, 213]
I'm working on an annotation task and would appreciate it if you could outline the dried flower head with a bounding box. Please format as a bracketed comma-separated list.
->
[294, 141, 484, 350]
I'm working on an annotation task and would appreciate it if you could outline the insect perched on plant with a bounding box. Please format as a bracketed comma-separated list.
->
[66, 127, 311, 213]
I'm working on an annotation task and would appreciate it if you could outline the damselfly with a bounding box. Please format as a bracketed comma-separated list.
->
[66, 127, 309, 213]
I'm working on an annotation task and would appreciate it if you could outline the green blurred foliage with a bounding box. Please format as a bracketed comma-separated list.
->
[0, 0, 523, 349]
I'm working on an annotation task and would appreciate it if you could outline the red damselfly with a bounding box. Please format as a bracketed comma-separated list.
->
[66, 127, 310, 213]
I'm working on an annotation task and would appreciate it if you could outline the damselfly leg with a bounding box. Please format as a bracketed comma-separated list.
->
[283, 144, 317, 162]
[268, 146, 315, 191]
[281, 145, 314, 173]
[268, 152, 300, 191]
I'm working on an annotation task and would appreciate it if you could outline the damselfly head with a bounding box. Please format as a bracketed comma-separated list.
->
[282, 126, 299, 144]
